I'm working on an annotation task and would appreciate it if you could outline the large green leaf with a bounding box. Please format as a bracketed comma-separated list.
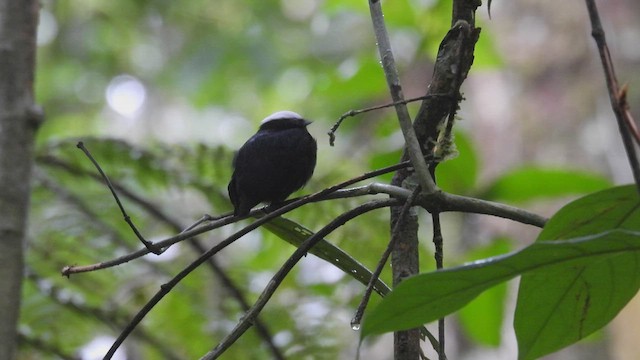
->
[361, 186, 640, 341]
[515, 185, 640, 360]
[361, 229, 640, 338]
[482, 167, 611, 203]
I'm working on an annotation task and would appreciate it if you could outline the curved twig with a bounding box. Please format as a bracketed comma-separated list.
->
[76, 142, 162, 254]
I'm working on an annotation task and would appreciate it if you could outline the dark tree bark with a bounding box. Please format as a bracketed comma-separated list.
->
[0, 0, 41, 358]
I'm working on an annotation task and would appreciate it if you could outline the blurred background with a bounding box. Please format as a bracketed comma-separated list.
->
[24, 0, 639, 359]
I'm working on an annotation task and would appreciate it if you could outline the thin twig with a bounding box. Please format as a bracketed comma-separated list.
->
[199, 199, 397, 360]
[585, 0, 640, 193]
[368, 0, 437, 194]
[617, 85, 640, 145]
[351, 187, 421, 329]
[76, 142, 162, 254]
[181, 214, 217, 233]
[328, 94, 452, 146]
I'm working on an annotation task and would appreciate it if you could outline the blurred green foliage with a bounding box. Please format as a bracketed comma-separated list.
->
[22, 0, 622, 359]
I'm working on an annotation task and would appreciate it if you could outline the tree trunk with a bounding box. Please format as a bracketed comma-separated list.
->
[390, 198, 421, 360]
[0, 0, 40, 358]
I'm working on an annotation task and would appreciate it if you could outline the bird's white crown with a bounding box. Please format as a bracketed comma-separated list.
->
[260, 110, 303, 125]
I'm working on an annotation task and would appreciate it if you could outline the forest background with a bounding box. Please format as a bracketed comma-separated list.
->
[4, 0, 640, 359]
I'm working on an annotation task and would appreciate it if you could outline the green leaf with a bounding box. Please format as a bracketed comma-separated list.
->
[482, 167, 612, 203]
[515, 185, 640, 360]
[536, 184, 639, 238]
[262, 216, 392, 296]
[360, 229, 640, 338]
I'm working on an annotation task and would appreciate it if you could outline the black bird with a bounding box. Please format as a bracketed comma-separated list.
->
[228, 111, 317, 216]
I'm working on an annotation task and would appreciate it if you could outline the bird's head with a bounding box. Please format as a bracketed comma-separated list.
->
[259, 110, 312, 130]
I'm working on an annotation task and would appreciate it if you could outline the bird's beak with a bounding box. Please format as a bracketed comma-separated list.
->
[304, 120, 312, 126]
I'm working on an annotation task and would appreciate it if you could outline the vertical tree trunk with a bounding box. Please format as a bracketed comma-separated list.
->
[390, 199, 421, 360]
[0, 0, 41, 358]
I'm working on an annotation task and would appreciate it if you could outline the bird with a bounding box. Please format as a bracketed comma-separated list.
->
[228, 111, 317, 217]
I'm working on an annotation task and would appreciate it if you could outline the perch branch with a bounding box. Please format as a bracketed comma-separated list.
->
[62, 176, 545, 277]
[59, 155, 436, 275]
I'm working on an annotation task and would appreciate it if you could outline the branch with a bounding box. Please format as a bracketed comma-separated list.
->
[61, 179, 545, 277]
[431, 211, 445, 359]
[368, 0, 437, 194]
[585, 0, 640, 193]
[435, 192, 547, 228]
[325, 183, 547, 228]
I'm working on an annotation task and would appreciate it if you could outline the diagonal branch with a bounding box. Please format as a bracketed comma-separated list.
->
[368, 0, 437, 194]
